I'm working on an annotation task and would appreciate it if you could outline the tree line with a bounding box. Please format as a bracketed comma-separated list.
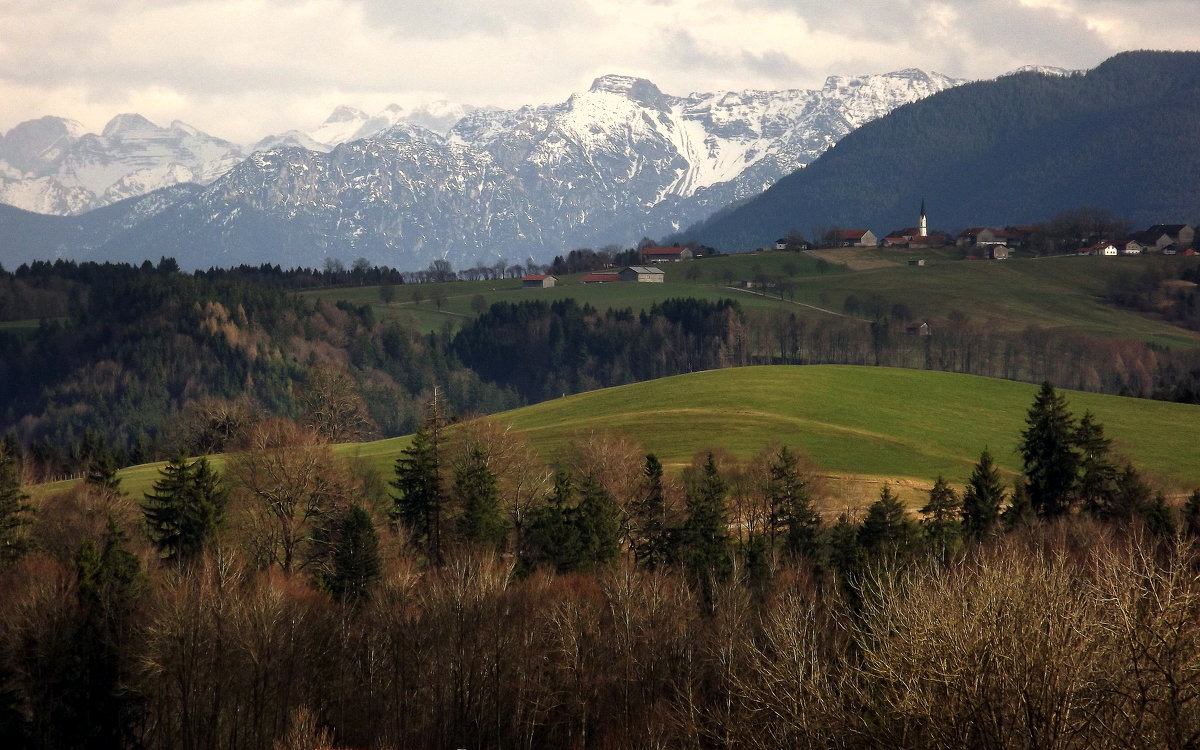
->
[1, 383, 1199, 748]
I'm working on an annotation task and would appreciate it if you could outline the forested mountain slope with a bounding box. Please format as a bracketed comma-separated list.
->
[682, 51, 1200, 252]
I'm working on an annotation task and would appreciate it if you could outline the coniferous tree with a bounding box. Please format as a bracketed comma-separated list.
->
[0, 448, 33, 566]
[859, 484, 918, 559]
[65, 517, 145, 750]
[961, 450, 1006, 541]
[1103, 462, 1152, 522]
[1003, 482, 1036, 530]
[85, 442, 122, 494]
[920, 475, 962, 559]
[1141, 490, 1176, 538]
[574, 473, 621, 569]
[392, 407, 447, 564]
[1020, 382, 1079, 518]
[1183, 489, 1200, 537]
[328, 505, 382, 604]
[631, 454, 675, 570]
[527, 470, 582, 572]
[681, 453, 732, 585]
[1075, 412, 1119, 515]
[767, 445, 821, 560]
[142, 453, 227, 564]
[454, 446, 507, 550]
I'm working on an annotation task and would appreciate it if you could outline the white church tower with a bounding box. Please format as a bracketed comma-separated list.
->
[919, 198, 928, 238]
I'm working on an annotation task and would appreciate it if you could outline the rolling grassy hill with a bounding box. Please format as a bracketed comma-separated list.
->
[46, 366, 1200, 508]
[305, 252, 1200, 350]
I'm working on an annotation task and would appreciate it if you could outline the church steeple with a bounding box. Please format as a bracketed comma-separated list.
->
[919, 198, 927, 237]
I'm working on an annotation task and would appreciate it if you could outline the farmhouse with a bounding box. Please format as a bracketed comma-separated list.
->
[1121, 239, 1146, 255]
[641, 246, 694, 263]
[579, 272, 620, 284]
[956, 227, 1011, 249]
[906, 321, 932, 336]
[834, 229, 878, 247]
[522, 274, 557, 288]
[1145, 224, 1195, 249]
[618, 266, 665, 283]
[1079, 242, 1118, 256]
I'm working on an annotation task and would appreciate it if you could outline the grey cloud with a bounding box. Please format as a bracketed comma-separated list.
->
[356, 0, 595, 39]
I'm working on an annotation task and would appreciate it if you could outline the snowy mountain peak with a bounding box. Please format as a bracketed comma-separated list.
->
[1008, 64, 1078, 77]
[324, 105, 368, 124]
[588, 74, 667, 107]
[101, 113, 158, 137]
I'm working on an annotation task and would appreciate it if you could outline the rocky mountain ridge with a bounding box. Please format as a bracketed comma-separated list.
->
[1, 68, 967, 269]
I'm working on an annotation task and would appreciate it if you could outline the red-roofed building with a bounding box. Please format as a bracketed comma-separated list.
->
[641, 246, 694, 262]
[579, 272, 620, 283]
[522, 274, 557, 288]
[833, 229, 878, 247]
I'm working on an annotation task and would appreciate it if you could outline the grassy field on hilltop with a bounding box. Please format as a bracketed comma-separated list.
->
[304, 252, 1200, 348]
[65, 365, 1200, 508]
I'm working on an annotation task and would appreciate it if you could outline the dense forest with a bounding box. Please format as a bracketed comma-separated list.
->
[4, 258, 1200, 480]
[680, 50, 1200, 252]
[0, 383, 1198, 749]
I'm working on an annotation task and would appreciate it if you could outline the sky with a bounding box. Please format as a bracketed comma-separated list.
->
[2, 0, 1198, 144]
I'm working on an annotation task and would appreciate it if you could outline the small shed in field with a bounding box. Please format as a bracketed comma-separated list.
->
[618, 266, 665, 283]
[522, 274, 557, 288]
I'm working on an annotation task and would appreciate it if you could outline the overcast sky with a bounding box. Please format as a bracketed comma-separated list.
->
[2, 0, 1198, 144]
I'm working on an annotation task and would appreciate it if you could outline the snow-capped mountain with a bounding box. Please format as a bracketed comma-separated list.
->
[0, 114, 244, 214]
[252, 101, 487, 154]
[2, 67, 967, 268]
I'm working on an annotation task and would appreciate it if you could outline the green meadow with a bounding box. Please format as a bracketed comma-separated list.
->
[304, 251, 1200, 349]
[51, 366, 1200, 508]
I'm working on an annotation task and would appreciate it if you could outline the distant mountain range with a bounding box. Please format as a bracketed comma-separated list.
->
[0, 68, 964, 270]
[681, 51, 1200, 251]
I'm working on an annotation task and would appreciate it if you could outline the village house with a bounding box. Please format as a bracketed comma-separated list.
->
[1145, 224, 1195, 249]
[641, 246, 694, 263]
[522, 274, 557, 288]
[905, 321, 932, 336]
[618, 266, 665, 283]
[1079, 241, 1118, 256]
[834, 229, 878, 247]
[1120, 239, 1146, 255]
[956, 227, 1011, 249]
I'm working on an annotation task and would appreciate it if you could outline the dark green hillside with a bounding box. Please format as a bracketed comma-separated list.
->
[682, 50, 1200, 252]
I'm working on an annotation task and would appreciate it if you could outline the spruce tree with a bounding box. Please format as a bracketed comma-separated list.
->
[1020, 382, 1079, 517]
[631, 454, 675, 570]
[859, 484, 918, 559]
[920, 476, 962, 559]
[961, 450, 1006, 541]
[328, 505, 382, 604]
[574, 473, 621, 569]
[1003, 482, 1036, 530]
[681, 453, 732, 584]
[85, 442, 122, 494]
[1141, 491, 1176, 538]
[142, 453, 227, 564]
[1183, 489, 1200, 537]
[767, 445, 821, 560]
[454, 446, 507, 550]
[1075, 412, 1118, 515]
[392, 421, 446, 564]
[67, 517, 145, 750]
[527, 470, 582, 572]
[0, 449, 33, 566]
